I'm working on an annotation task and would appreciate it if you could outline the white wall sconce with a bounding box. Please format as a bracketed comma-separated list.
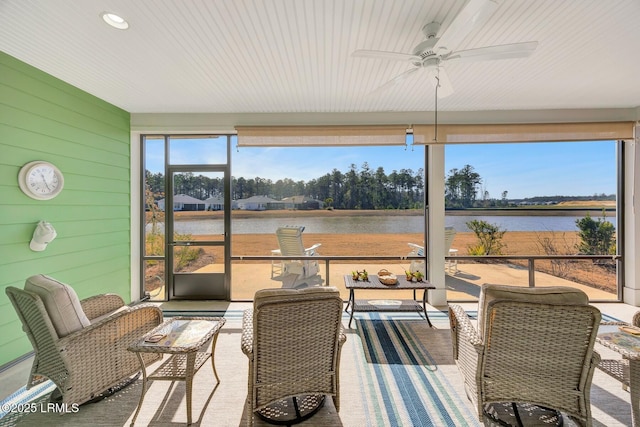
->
[30, 221, 57, 252]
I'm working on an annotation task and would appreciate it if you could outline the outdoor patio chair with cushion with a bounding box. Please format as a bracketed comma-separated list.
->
[5, 274, 163, 406]
[408, 226, 457, 275]
[449, 284, 601, 426]
[241, 286, 346, 426]
[273, 225, 323, 288]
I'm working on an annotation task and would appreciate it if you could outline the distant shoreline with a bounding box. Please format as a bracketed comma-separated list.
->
[445, 207, 615, 217]
[169, 205, 615, 220]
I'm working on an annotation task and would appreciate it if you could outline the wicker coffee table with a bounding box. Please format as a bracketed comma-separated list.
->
[344, 274, 435, 328]
[128, 316, 226, 425]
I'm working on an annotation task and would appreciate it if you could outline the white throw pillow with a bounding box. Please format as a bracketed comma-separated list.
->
[24, 274, 90, 337]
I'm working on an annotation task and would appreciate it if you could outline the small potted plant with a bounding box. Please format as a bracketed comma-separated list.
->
[405, 270, 413, 281]
[359, 269, 369, 281]
[414, 271, 424, 282]
[351, 271, 359, 281]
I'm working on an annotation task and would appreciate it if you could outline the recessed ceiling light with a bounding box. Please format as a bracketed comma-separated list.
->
[101, 12, 129, 30]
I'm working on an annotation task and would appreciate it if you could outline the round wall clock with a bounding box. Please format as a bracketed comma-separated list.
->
[18, 161, 65, 200]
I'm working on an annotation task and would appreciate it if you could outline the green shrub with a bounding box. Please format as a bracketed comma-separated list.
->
[575, 212, 616, 255]
[174, 233, 201, 270]
[146, 232, 165, 256]
[466, 219, 506, 255]
[467, 244, 487, 256]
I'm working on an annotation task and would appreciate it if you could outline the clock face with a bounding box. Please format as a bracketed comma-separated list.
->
[18, 161, 65, 200]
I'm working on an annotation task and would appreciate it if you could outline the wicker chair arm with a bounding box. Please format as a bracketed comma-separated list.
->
[53, 303, 162, 404]
[448, 304, 485, 415]
[58, 304, 162, 348]
[633, 311, 640, 327]
[449, 304, 482, 347]
[241, 309, 254, 357]
[80, 294, 126, 320]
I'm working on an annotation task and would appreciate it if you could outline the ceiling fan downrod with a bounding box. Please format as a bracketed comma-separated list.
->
[434, 73, 439, 143]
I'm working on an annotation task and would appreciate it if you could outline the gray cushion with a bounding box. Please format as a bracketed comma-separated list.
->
[254, 286, 340, 310]
[24, 274, 90, 337]
[477, 284, 589, 338]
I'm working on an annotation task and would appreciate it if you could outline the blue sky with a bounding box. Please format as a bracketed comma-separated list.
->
[146, 137, 616, 199]
[445, 141, 616, 199]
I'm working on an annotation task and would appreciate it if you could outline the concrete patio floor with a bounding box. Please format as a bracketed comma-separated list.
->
[224, 260, 618, 303]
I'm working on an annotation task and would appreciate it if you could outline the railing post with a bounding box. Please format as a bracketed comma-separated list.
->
[325, 260, 330, 287]
[528, 259, 535, 287]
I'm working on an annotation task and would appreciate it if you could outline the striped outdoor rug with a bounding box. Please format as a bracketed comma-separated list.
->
[351, 312, 480, 427]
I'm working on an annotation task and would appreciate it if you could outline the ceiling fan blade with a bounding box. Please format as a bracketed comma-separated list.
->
[426, 67, 455, 98]
[352, 49, 420, 62]
[445, 41, 538, 62]
[433, 0, 498, 52]
[368, 67, 421, 96]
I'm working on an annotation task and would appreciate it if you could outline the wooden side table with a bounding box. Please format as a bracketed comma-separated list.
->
[128, 316, 226, 425]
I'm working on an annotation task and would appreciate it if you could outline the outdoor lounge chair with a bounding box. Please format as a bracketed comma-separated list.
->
[407, 226, 457, 275]
[272, 225, 323, 288]
[241, 287, 346, 426]
[5, 274, 163, 406]
[448, 284, 601, 426]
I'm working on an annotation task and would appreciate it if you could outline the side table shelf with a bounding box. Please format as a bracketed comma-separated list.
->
[150, 351, 216, 382]
[351, 299, 425, 313]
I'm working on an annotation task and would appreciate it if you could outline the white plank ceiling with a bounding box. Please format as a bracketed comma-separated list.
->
[1, 0, 639, 114]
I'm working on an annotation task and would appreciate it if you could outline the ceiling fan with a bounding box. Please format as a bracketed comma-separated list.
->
[352, 0, 538, 97]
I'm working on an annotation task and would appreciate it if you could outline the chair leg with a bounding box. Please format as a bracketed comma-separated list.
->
[246, 397, 254, 427]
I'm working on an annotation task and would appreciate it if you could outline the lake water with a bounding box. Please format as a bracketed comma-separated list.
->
[166, 214, 617, 235]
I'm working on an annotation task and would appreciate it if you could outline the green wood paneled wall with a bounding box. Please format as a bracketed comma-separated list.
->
[0, 51, 132, 365]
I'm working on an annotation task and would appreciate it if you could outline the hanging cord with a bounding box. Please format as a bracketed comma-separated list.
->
[433, 68, 439, 143]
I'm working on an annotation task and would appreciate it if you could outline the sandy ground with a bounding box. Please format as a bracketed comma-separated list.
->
[225, 259, 617, 302]
[150, 229, 617, 302]
[227, 230, 582, 258]
[228, 231, 614, 297]
[146, 207, 617, 302]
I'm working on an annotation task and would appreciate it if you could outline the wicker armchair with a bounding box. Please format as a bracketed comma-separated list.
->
[449, 284, 601, 426]
[5, 274, 163, 406]
[241, 286, 346, 426]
